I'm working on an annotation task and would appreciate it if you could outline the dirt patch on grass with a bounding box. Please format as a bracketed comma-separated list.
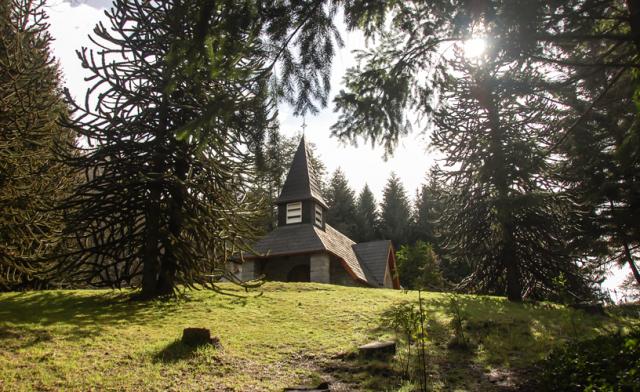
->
[292, 348, 534, 392]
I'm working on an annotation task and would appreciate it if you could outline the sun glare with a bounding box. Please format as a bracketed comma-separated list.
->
[463, 38, 486, 58]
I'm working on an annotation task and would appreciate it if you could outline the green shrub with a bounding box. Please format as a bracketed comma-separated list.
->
[537, 329, 640, 391]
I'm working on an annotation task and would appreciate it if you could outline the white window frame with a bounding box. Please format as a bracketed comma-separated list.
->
[286, 202, 302, 224]
[314, 204, 323, 227]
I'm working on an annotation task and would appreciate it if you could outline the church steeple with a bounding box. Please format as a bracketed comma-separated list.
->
[275, 136, 328, 229]
[275, 136, 328, 208]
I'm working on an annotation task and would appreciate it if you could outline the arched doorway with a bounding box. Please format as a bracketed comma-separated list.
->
[287, 264, 310, 282]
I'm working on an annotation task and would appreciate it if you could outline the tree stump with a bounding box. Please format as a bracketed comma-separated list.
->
[358, 341, 396, 359]
[181, 328, 222, 348]
[284, 382, 330, 391]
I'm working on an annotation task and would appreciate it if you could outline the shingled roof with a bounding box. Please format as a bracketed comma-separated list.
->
[244, 135, 398, 288]
[245, 223, 384, 286]
[275, 136, 328, 209]
[353, 240, 393, 287]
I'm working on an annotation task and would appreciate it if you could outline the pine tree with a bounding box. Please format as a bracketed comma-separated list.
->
[325, 168, 357, 238]
[411, 168, 449, 246]
[332, 1, 602, 301]
[411, 184, 436, 246]
[59, 0, 277, 297]
[556, 58, 640, 287]
[379, 173, 411, 248]
[0, 0, 75, 289]
[58, 0, 342, 298]
[252, 128, 286, 234]
[354, 184, 379, 242]
[396, 241, 443, 290]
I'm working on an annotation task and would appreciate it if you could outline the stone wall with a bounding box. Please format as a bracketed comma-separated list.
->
[310, 252, 330, 283]
[238, 260, 256, 281]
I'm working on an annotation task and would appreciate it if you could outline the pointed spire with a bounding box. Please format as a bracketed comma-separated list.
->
[275, 136, 328, 208]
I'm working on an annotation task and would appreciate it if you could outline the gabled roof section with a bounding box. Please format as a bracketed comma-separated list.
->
[275, 136, 328, 209]
[245, 224, 325, 257]
[316, 225, 372, 284]
[353, 240, 393, 287]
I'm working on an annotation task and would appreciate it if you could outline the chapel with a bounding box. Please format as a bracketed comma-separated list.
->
[233, 136, 400, 289]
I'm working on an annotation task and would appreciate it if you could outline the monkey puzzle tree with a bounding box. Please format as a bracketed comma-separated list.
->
[332, 0, 605, 301]
[432, 53, 585, 301]
[59, 0, 341, 298]
[0, 0, 75, 289]
[555, 51, 640, 288]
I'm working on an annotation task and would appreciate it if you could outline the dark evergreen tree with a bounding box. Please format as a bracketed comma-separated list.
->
[415, 167, 471, 285]
[58, 0, 342, 298]
[433, 55, 582, 301]
[354, 184, 379, 242]
[325, 168, 357, 238]
[252, 128, 286, 234]
[411, 183, 437, 246]
[552, 25, 640, 290]
[0, 0, 75, 289]
[332, 1, 604, 301]
[396, 241, 443, 290]
[379, 173, 411, 248]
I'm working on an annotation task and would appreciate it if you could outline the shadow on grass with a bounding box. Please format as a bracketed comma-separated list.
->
[358, 294, 612, 391]
[152, 339, 200, 363]
[0, 326, 53, 350]
[0, 290, 182, 341]
[320, 351, 406, 391]
[425, 294, 628, 366]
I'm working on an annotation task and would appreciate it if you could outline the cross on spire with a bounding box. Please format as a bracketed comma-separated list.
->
[301, 117, 307, 135]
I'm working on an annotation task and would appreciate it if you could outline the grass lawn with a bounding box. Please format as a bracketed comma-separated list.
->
[0, 282, 638, 391]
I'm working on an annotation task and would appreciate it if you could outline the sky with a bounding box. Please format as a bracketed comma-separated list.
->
[45, 0, 435, 203]
[44, 0, 633, 299]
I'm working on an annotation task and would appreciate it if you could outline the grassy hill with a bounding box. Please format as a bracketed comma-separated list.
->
[0, 283, 637, 391]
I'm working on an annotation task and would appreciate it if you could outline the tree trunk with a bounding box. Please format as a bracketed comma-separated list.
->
[623, 240, 640, 286]
[476, 75, 523, 302]
[141, 74, 172, 299]
[140, 180, 162, 299]
[627, 0, 640, 53]
[505, 232, 522, 302]
[156, 141, 188, 296]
